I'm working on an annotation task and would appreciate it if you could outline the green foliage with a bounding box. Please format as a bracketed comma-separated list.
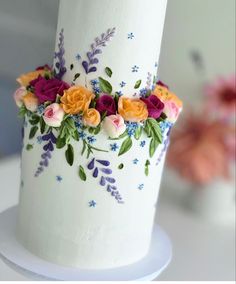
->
[29, 126, 38, 139]
[105, 67, 113, 78]
[118, 137, 132, 156]
[144, 118, 163, 157]
[78, 165, 87, 181]
[98, 77, 112, 93]
[65, 144, 74, 166]
[134, 79, 142, 89]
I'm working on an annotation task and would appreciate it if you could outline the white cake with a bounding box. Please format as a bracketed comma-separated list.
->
[14, 0, 182, 269]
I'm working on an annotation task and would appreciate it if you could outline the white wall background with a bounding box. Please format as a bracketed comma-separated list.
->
[0, 0, 235, 156]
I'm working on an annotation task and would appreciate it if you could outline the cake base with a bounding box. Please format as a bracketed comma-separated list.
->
[0, 206, 172, 281]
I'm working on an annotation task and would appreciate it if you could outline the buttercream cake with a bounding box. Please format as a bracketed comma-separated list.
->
[14, 0, 182, 269]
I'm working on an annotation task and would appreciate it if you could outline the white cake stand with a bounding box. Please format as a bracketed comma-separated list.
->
[0, 206, 172, 281]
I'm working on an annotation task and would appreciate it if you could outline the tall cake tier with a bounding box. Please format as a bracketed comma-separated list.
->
[16, 0, 170, 269]
[17, 123, 168, 268]
[55, 0, 167, 95]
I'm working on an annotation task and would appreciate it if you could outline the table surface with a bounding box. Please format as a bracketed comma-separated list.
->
[0, 155, 235, 281]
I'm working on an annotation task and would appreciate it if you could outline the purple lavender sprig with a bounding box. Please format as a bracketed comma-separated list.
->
[34, 130, 56, 177]
[156, 130, 171, 166]
[146, 72, 152, 89]
[82, 27, 116, 74]
[87, 158, 124, 203]
[54, 28, 66, 80]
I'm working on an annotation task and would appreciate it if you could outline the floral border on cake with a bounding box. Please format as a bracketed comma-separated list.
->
[14, 28, 182, 203]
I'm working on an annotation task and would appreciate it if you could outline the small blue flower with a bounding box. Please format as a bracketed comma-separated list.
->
[116, 91, 123, 97]
[140, 140, 146, 147]
[138, 184, 144, 190]
[89, 200, 96, 207]
[56, 175, 63, 182]
[76, 53, 81, 61]
[126, 122, 139, 137]
[36, 136, 43, 144]
[120, 81, 126, 88]
[87, 136, 96, 144]
[159, 121, 173, 134]
[79, 131, 87, 140]
[93, 86, 101, 94]
[133, 158, 139, 165]
[110, 143, 119, 152]
[128, 32, 135, 39]
[37, 104, 45, 115]
[132, 65, 139, 73]
[90, 79, 99, 86]
[139, 88, 148, 98]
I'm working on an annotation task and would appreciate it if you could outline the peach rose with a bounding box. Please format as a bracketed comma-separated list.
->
[83, 108, 101, 128]
[16, 70, 46, 87]
[118, 97, 148, 122]
[153, 84, 183, 109]
[22, 92, 39, 112]
[43, 103, 65, 127]
[60, 86, 95, 115]
[14, 86, 27, 107]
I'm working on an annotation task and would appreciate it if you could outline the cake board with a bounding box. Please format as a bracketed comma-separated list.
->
[0, 206, 172, 281]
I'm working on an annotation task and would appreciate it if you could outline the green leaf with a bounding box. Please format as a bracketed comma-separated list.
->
[56, 137, 66, 149]
[29, 126, 38, 139]
[70, 64, 74, 70]
[29, 115, 40, 125]
[94, 124, 101, 135]
[118, 137, 133, 156]
[134, 79, 142, 89]
[98, 77, 112, 93]
[72, 130, 79, 141]
[18, 105, 27, 118]
[73, 73, 80, 81]
[26, 144, 33, 151]
[145, 159, 150, 176]
[39, 117, 46, 134]
[149, 138, 159, 157]
[78, 165, 87, 181]
[105, 67, 113, 78]
[65, 144, 74, 166]
[118, 163, 124, 169]
[134, 127, 142, 140]
[145, 118, 163, 143]
[109, 131, 128, 140]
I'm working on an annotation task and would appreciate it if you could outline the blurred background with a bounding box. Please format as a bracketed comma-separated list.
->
[0, 0, 235, 281]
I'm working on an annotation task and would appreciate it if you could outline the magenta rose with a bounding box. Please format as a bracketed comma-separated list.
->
[95, 94, 116, 116]
[157, 80, 169, 89]
[141, 95, 165, 119]
[32, 77, 69, 103]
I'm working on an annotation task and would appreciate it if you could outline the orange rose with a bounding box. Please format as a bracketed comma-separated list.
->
[118, 97, 148, 122]
[60, 86, 95, 115]
[17, 70, 46, 87]
[83, 108, 101, 128]
[153, 85, 183, 108]
[22, 92, 39, 112]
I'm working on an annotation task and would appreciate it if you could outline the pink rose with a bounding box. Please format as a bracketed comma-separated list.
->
[164, 101, 181, 123]
[14, 86, 27, 107]
[43, 103, 65, 127]
[103, 114, 126, 138]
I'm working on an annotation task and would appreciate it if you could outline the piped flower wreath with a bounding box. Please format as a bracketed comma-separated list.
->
[14, 65, 182, 168]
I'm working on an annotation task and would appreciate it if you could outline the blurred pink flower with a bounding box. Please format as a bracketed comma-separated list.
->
[167, 112, 235, 185]
[205, 74, 236, 118]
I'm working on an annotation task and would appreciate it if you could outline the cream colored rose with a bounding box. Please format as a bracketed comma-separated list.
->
[103, 114, 126, 138]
